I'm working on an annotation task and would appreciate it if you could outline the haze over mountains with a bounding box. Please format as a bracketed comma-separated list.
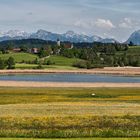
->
[0, 29, 140, 45]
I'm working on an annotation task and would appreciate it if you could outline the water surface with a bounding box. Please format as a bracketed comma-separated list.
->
[0, 74, 140, 83]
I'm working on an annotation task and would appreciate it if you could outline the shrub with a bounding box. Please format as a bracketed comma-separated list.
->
[73, 61, 95, 69]
[36, 63, 43, 69]
[44, 60, 55, 65]
[0, 58, 6, 69]
[7, 57, 15, 69]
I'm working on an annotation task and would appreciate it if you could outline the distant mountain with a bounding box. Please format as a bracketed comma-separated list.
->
[0, 30, 30, 42]
[0, 30, 30, 38]
[100, 38, 118, 43]
[30, 30, 119, 43]
[30, 29, 60, 41]
[30, 30, 102, 43]
[61, 31, 102, 42]
[126, 30, 140, 45]
[0, 29, 118, 43]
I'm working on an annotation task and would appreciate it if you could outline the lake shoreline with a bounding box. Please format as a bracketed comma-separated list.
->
[0, 81, 140, 87]
[0, 67, 140, 76]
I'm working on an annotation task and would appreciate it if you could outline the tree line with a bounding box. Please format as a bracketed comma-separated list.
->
[0, 39, 139, 69]
[0, 57, 15, 69]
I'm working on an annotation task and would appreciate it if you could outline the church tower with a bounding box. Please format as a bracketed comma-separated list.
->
[57, 39, 61, 46]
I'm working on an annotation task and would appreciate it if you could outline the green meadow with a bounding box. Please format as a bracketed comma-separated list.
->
[0, 53, 38, 63]
[44, 55, 82, 66]
[0, 87, 139, 138]
[0, 53, 81, 69]
[0, 138, 139, 140]
[116, 46, 140, 56]
[128, 46, 140, 54]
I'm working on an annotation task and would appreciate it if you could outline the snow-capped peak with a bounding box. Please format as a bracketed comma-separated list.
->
[0, 30, 30, 38]
[36, 29, 50, 34]
[65, 30, 77, 37]
[0, 29, 119, 43]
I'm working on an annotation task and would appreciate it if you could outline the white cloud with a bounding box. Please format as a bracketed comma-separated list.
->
[74, 20, 89, 28]
[119, 18, 132, 28]
[95, 19, 115, 29]
[74, 18, 115, 30]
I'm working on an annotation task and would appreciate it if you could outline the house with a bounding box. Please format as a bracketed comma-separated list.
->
[12, 48, 21, 53]
[31, 48, 39, 54]
[64, 43, 74, 49]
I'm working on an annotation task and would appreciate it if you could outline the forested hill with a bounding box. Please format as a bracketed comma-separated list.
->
[0, 39, 56, 48]
[0, 38, 128, 49]
[0, 38, 96, 49]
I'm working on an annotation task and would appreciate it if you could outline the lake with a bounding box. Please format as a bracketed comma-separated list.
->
[0, 74, 140, 83]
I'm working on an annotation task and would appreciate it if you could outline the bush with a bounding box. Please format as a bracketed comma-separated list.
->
[73, 61, 95, 69]
[92, 64, 104, 68]
[34, 58, 39, 64]
[7, 57, 15, 69]
[0, 57, 16, 69]
[44, 60, 55, 65]
[73, 61, 87, 69]
[36, 63, 43, 69]
[0, 58, 6, 69]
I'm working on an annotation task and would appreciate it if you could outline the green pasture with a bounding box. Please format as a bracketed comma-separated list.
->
[0, 53, 38, 63]
[0, 87, 139, 138]
[44, 55, 83, 66]
[0, 138, 139, 140]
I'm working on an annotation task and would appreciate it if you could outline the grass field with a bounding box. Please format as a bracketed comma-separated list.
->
[15, 55, 81, 69]
[116, 46, 140, 56]
[16, 64, 78, 70]
[0, 138, 139, 140]
[0, 87, 139, 138]
[127, 46, 140, 55]
[0, 53, 81, 69]
[0, 53, 38, 63]
[44, 55, 83, 66]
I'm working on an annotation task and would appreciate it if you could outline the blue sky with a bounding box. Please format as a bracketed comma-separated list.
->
[0, 0, 140, 41]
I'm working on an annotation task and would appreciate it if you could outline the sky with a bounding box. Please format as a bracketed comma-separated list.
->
[0, 0, 140, 42]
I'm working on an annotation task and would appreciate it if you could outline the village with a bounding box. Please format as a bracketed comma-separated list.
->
[10, 39, 74, 55]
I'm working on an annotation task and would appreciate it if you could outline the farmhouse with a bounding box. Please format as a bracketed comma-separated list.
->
[12, 48, 21, 53]
[64, 43, 74, 49]
[31, 48, 39, 54]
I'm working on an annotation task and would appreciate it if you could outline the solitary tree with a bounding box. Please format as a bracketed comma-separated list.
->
[38, 48, 48, 58]
[0, 58, 6, 69]
[7, 57, 15, 69]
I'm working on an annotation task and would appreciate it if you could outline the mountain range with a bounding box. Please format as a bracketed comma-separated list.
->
[0, 29, 118, 43]
[0, 29, 140, 45]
